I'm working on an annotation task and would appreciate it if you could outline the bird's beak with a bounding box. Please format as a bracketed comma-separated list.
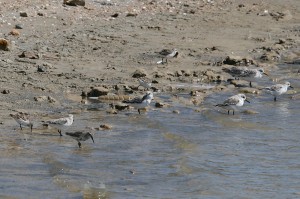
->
[263, 72, 268, 76]
[289, 86, 294, 89]
[89, 133, 95, 143]
[245, 99, 250, 103]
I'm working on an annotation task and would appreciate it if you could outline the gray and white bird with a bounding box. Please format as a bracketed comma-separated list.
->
[43, 114, 74, 136]
[223, 66, 268, 87]
[138, 78, 152, 90]
[263, 81, 293, 101]
[122, 91, 154, 114]
[65, 131, 94, 148]
[10, 112, 33, 132]
[216, 93, 250, 115]
[157, 48, 178, 64]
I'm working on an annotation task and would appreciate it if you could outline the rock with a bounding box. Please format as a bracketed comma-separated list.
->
[0, 38, 10, 51]
[100, 124, 112, 130]
[106, 109, 118, 114]
[173, 110, 180, 114]
[111, 13, 119, 18]
[20, 12, 28, 17]
[242, 110, 258, 114]
[155, 102, 170, 108]
[270, 10, 292, 21]
[223, 56, 255, 66]
[63, 0, 85, 6]
[34, 96, 48, 102]
[126, 13, 137, 17]
[9, 29, 20, 36]
[37, 65, 47, 72]
[47, 96, 57, 103]
[203, 70, 223, 82]
[260, 51, 281, 62]
[132, 69, 147, 78]
[113, 103, 129, 111]
[19, 51, 39, 59]
[87, 87, 109, 97]
[1, 89, 10, 94]
[230, 79, 250, 87]
[239, 88, 260, 94]
[15, 24, 23, 29]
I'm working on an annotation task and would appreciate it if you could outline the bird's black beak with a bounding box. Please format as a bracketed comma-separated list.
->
[263, 72, 268, 76]
[245, 99, 250, 103]
[89, 133, 95, 143]
[290, 86, 294, 89]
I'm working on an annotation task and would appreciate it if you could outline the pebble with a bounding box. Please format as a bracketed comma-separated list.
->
[20, 12, 28, 17]
[100, 124, 112, 130]
[15, 24, 23, 29]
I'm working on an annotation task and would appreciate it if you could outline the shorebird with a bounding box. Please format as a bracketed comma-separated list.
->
[157, 48, 178, 64]
[10, 112, 33, 132]
[263, 81, 293, 101]
[65, 131, 94, 148]
[223, 67, 268, 87]
[216, 94, 250, 115]
[138, 78, 152, 90]
[122, 91, 154, 114]
[43, 114, 73, 136]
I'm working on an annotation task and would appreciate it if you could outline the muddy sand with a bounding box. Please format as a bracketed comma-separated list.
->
[0, 0, 299, 120]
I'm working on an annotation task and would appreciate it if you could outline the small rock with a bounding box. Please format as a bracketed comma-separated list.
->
[132, 69, 147, 78]
[113, 103, 129, 111]
[242, 110, 258, 115]
[106, 109, 118, 114]
[173, 110, 180, 114]
[239, 88, 260, 94]
[37, 12, 44, 16]
[20, 12, 28, 17]
[15, 24, 23, 29]
[19, 51, 39, 59]
[34, 96, 48, 102]
[37, 65, 47, 72]
[9, 29, 20, 36]
[1, 89, 10, 94]
[100, 124, 112, 130]
[223, 56, 254, 66]
[87, 87, 109, 97]
[47, 96, 57, 103]
[111, 13, 119, 18]
[0, 38, 10, 51]
[155, 102, 169, 108]
[230, 79, 250, 87]
[126, 13, 137, 17]
[63, 0, 85, 6]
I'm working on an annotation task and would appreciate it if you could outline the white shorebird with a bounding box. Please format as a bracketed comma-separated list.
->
[138, 78, 152, 90]
[122, 91, 154, 114]
[10, 112, 33, 132]
[223, 67, 268, 87]
[263, 81, 293, 101]
[216, 93, 250, 115]
[43, 114, 74, 136]
[65, 131, 94, 148]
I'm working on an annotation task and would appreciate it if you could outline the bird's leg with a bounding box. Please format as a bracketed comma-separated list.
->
[227, 110, 230, 115]
[58, 129, 63, 136]
[233, 110, 235, 115]
[19, 124, 23, 130]
[249, 81, 252, 88]
[274, 97, 277, 101]
[138, 109, 141, 114]
[30, 124, 33, 133]
[78, 142, 82, 148]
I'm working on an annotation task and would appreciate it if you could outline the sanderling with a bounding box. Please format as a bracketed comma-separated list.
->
[43, 114, 73, 136]
[138, 78, 152, 90]
[10, 112, 33, 132]
[216, 93, 250, 115]
[65, 131, 94, 148]
[122, 91, 154, 114]
[157, 48, 178, 64]
[263, 81, 293, 101]
[223, 66, 268, 87]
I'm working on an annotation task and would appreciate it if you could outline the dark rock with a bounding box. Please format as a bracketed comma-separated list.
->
[63, 0, 85, 6]
[1, 89, 10, 94]
[15, 24, 23, 29]
[223, 56, 255, 66]
[87, 87, 109, 97]
[111, 13, 119, 18]
[37, 65, 47, 72]
[132, 69, 147, 78]
[20, 12, 28, 17]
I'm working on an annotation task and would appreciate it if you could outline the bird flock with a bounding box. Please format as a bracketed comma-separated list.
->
[9, 65, 294, 147]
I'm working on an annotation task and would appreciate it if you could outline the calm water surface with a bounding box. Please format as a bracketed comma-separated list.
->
[0, 65, 299, 198]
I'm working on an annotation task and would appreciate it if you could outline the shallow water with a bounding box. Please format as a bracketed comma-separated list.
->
[1, 63, 300, 198]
